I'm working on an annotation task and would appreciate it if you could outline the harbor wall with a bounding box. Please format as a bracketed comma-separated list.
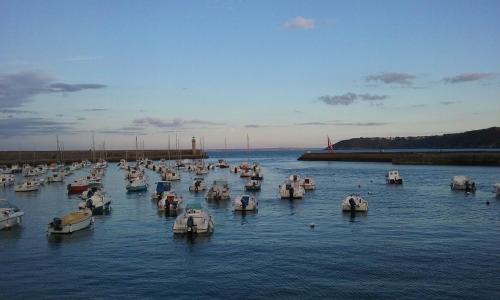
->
[0, 150, 208, 165]
[297, 151, 500, 166]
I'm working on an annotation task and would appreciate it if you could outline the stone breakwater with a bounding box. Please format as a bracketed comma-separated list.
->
[0, 149, 208, 165]
[297, 151, 500, 166]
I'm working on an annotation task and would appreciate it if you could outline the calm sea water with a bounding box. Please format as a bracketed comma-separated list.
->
[1, 150, 499, 299]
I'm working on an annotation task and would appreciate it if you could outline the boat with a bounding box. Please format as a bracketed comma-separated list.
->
[47, 209, 93, 234]
[14, 180, 40, 192]
[0, 199, 24, 230]
[230, 166, 239, 174]
[81, 187, 101, 200]
[251, 172, 263, 181]
[0, 165, 11, 174]
[233, 194, 258, 211]
[158, 191, 183, 212]
[341, 194, 368, 212]
[10, 164, 21, 173]
[67, 179, 89, 194]
[217, 159, 229, 168]
[78, 192, 111, 215]
[386, 170, 403, 184]
[117, 159, 128, 169]
[126, 169, 142, 180]
[245, 179, 261, 191]
[195, 166, 209, 175]
[300, 177, 316, 190]
[163, 171, 181, 181]
[206, 180, 231, 200]
[289, 174, 301, 183]
[23, 167, 41, 177]
[279, 181, 305, 199]
[151, 181, 172, 201]
[172, 203, 214, 234]
[126, 176, 148, 192]
[0, 174, 15, 187]
[189, 177, 207, 192]
[47, 172, 64, 183]
[450, 176, 476, 192]
[240, 168, 253, 178]
[494, 183, 500, 197]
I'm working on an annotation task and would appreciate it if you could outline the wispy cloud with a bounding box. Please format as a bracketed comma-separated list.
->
[0, 117, 76, 137]
[56, 114, 64, 117]
[62, 56, 103, 62]
[318, 93, 388, 106]
[133, 117, 224, 129]
[443, 73, 496, 84]
[440, 101, 457, 105]
[366, 72, 416, 86]
[76, 116, 87, 121]
[0, 70, 106, 108]
[283, 16, 315, 31]
[81, 108, 109, 112]
[0, 108, 34, 114]
[244, 124, 261, 128]
[296, 121, 387, 126]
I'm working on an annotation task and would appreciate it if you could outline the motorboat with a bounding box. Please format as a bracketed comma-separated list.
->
[126, 169, 142, 180]
[217, 159, 229, 168]
[251, 172, 263, 181]
[10, 164, 21, 173]
[126, 176, 148, 192]
[207, 163, 216, 170]
[189, 177, 207, 192]
[151, 181, 171, 201]
[341, 194, 368, 212]
[117, 159, 128, 169]
[0, 165, 11, 174]
[0, 199, 24, 230]
[279, 181, 305, 199]
[289, 174, 301, 183]
[86, 176, 103, 189]
[14, 180, 40, 192]
[67, 179, 89, 194]
[79, 192, 111, 215]
[230, 166, 239, 174]
[157, 191, 183, 212]
[494, 183, 500, 197]
[47, 209, 94, 234]
[172, 203, 214, 234]
[24, 167, 41, 177]
[233, 194, 258, 211]
[386, 170, 403, 184]
[451, 176, 476, 192]
[245, 179, 261, 191]
[206, 180, 231, 200]
[47, 172, 64, 183]
[163, 171, 181, 181]
[240, 168, 253, 178]
[195, 167, 209, 176]
[300, 177, 316, 190]
[0, 174, 15, 187]
[81, 187, 101, 200]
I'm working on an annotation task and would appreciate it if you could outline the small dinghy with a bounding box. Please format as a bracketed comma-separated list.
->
[126, 176, 148, 192]
[151, 181, 171, 201]
[78, 192, 111, 215]
[47, 172, 64, 183]
[451, 176, 476, 192]
[386, 170, 403, 184]
[300, 177, 316, 190]
[172, 203, 214, 234]
[279, 181, 305, 199]
[189, 177, 207, 192]
[341, 194, 368, 212]
[158, 191, 183, 212]
[14, 180, 40, 192]
[47, 209, 93, 234]
[206, 180, 231, 200]
[245, 179, 261, 191]
[163, 171, 181, 181]
[0, 199, 24, 230]
[217, 159, 229, 168]
[0, 174, 15, 187]
[233, 194, 258, 211]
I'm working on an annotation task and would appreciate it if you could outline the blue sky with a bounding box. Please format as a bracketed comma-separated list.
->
[1, 0, 499, 150]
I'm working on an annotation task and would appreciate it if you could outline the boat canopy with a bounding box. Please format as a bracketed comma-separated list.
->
[156, 181, 171, 194]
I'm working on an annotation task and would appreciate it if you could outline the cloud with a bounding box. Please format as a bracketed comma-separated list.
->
[0, 117, 76, 137]
[0, 70, 107, 108]
[443, 73, 496, 84]
[0, 108, 33, 114]
[297, 121, 387, 126]
[365, 72, 416, 85]
[318, 93, 388, 106]
[133, 117, 224, 129]
[56, 114, 64, 117]
[283, 16, 315, 31]
[440, 101, 455, 105]
[244, 124, 261, 128]
[76, 117, 87, 121]
[81, 108, 109, 112]
[297, 122, 330, 126]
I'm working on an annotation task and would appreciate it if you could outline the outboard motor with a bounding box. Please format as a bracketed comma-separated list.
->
[349, 198, 356, 211]
[187, 216, 195, 233]
[288, 186, 294, 199]
[52, 218, 62, 230]
[86, 199, 93, 209]
[241, 197, 249, 210]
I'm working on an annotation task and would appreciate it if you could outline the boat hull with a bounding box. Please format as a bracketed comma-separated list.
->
[0, 212, 24, 230]
[47, 215, 93, 234]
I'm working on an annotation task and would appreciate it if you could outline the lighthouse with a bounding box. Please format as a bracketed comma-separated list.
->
[191, 136, 196, 155]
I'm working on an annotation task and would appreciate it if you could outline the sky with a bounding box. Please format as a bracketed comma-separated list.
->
[1, 0, 499, 150]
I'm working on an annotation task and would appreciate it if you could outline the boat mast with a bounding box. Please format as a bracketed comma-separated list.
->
[92, 132, 96, 163]
[246, 133, 250, 162]
[167, 135, 171, 166]
[135, 136, 138, 162]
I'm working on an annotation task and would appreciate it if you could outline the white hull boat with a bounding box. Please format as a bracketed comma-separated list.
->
[233, 195, 258, 211]
[163, 171, 181, 181]
[189, 178, 207, 192]
[14, 181, 40, 192]
[158, 191, 183, 212]
[47, 209, 93, 234]
[206, 180, 231, 200]
[494, 183, 500, 197]
[279, 182, 304, 199]
[126, 176, 148, 192]
[1, 199, 24, 230]
[245, 180, 261, 191]
[173, 204, 214, 234]
[79, 193, 111, 215]
[47, 173, 64, 183]
[341, 195, 368, 212]
[386, 170, 403, 184]
[300, 177, 316, 190]
[0, 174, 15, 187]
[451, 176, 476, 192]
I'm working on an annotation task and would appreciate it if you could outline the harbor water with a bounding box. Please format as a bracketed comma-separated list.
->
[1, 150, 499, 299]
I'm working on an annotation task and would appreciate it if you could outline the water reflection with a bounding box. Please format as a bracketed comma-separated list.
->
[342, 211, 368, 223]
[47, 227, 94, 245]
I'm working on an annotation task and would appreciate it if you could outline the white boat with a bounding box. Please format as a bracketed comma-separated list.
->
[206, 180, 231, 200]
[189, 177, 207, 192]
[14, 180, 40, 192]
[341, 194, 368, 212]
[0, 199, 24, 230]
[451, 176, 476, 192]
[245, 179, 261, 191]
[126, 176, 148, 192]
[251, 172, 263, 181]
[195, 167, 209, 176]
[0, 165, 11, 174]
[79, 192, 111, 215]
[47, 209, 94, 234]
[126, 169, 142, 180]
[216, 159, 229, 168]
[172, 203, 214, 234]
[230, 166, 239, 174]
[151, 181, 172, 201]
[10, 164, 21, 173]
[47, 172, 64, 183]
[386, 170, 403, 184]
[233, 194, 258, 211]
[240, 168, 253, 178]
[300, 177, 316, 190]
[279, 181, 305, 199]
[0, 174, 15, 187]
[24, 167, 41, 177]
[289, 174, 301, 183]
[494, 183, 500, 197]
[158, 191, 183, 211]
[163, 171, 181, 181]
